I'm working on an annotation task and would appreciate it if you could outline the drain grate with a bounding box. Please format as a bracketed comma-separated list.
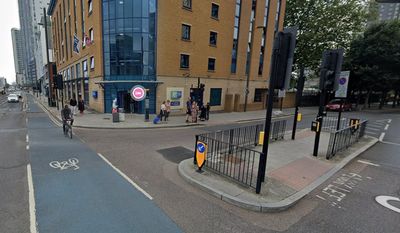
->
[157, 146, 193, 164]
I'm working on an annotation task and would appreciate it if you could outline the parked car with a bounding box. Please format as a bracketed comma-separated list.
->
[7, 94, 19, 103]
[326, 99, 352, 111]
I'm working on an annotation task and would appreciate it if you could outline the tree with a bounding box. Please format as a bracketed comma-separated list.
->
[348, 20, 400, 108]
[285, 0, 369, 72]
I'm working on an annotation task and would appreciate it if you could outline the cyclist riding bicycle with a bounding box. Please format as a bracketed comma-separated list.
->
[61, 104, 74, 133]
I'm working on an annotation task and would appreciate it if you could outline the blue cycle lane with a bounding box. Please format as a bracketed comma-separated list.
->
[26, 96, 182, 233]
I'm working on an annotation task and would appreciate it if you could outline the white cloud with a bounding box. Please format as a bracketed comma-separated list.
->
[0, 0, 20, 83]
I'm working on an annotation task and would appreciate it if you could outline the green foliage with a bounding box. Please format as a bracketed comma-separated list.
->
[285, 0, 369, 71]
[348, 20, 400, 91]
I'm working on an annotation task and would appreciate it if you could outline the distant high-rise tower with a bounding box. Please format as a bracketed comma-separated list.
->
[11, 28, 26, 85]
[378, 3, 400, 21]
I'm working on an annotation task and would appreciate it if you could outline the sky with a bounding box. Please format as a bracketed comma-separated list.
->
[0, 0, 20, 84]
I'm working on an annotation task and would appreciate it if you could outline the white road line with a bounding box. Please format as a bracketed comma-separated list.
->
[26, 135, 29, 143]
[388, 119, 392, 123]
[384, 124, 389, 130]
[96, 153, 153, 200]
[366, 127, 380, 131]
[357, 160, 380, 167]
[368, 125, 383, 129]
[379, 132, 385, 141]
[380, 141, 400, 146]
[27, 164, 38, 233]
[26, 145, 30, 150]
[316, 195, 326, 201]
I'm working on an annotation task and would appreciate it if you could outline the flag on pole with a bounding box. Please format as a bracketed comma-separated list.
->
[73, 34, 81, 53]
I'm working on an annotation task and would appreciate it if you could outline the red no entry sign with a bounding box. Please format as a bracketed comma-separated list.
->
[130, 85, 146, 101]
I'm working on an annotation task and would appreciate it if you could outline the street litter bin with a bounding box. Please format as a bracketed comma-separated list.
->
[112, 111, 119, 123]
[118, 108, 125, 122]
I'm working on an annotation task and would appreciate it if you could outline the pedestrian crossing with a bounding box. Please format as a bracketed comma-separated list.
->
[365, 119, 391, 138]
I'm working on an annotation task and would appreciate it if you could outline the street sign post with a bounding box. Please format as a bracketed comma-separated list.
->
[130, 85, 146, 101]
[335, 71, 350, 98]
[195, 141, 207, 172]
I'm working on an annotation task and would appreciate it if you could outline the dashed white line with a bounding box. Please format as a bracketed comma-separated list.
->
[27, 164, 38, 233]
[366, 127, 380, 131]
[388, 119, 392, 123]
[96, 153, 153, 200]
[26, 145, 30, 150]
[26, 134, 29, 143]
[384, 124, 389, 130]
[357, 160, 380, 167]
[379, 132, 385, 141]
[316, 195, 326, 201]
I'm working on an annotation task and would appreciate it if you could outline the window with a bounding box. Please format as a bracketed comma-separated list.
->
[231, 0, 242, 73]
[210, 88, 222, 106]
[254, 88, 267, 102]
[88, 0, 93, 14]
[209, 31, 217, 46]
[182, 24, 191, 40]
[208, 58, 216, 71]
[211, 3, 219, 19]
[180, 54, 190, 69]
[83, 60, 88, 77]
[89, 28, 94, 42]
[183, 0, 192, 9]
[90, 56, 95, 70]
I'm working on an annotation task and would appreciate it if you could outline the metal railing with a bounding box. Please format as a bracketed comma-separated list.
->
[321, 116, 350, 132]
[198, 120, 287, 148]
[196, 135, 264, 189]
[326, 120, 367, 159]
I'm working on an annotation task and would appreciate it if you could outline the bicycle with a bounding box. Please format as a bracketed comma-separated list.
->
[63, 119, 73, 139]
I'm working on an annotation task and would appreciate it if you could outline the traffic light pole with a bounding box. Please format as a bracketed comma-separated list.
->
[292, 67, 305, 140]
[313, 69, 328, 157]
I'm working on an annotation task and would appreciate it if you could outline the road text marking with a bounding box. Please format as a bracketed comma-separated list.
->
[375, 195, 400, 214]
[97, 153, 153, 200]
[27, 164, 38, 233]
[384, 124, 389, 130]
[357, 160, 380, 167]
[49, 158, 80, 171]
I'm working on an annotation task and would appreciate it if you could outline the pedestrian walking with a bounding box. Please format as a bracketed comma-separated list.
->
[70, 98, 77, 115]
[160, 101, 166, 121]
[78, 97, 85, 114]
[165, 100, 171, 121]
[191, 101, 198, 123]
[185, 97, 192, 123]
[206, 102, 210, 120]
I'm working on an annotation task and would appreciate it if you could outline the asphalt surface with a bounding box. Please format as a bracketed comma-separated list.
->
[1, 92, 399, 233]
[0, 94, 29, 233]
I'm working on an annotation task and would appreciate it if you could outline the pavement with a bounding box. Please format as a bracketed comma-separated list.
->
[178, 129, 378, 212]
[33, 94, 317, 129]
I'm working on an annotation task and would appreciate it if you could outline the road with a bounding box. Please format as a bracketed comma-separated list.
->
[1, 93, 399, 233]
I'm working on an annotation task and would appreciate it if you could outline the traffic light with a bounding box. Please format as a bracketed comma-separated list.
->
[319, 49, 344, 91]
[271, 27, 297, 90]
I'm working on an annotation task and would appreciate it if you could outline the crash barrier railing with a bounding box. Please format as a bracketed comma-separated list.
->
[321, 116, 350, 132]
[196, 134, 264, 189]
[197, 120, 287, 148]
[326, 120, 367, 159]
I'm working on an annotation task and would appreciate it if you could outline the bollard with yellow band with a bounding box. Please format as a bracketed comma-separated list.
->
[259, 131, 265, 145]
[297, 113, 302, 122]
[195, 141, 207, 172]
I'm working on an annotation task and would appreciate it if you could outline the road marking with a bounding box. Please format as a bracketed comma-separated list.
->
[368, 125, 383, 129]
[379, 132, 385, 141]
[97, 153, 153, 200]
[366, 127, 380, 131]
[49, 158, 80, 171]
[26, 145, 30, 150]
[380, 141, 400, 146]
[357, 160, 380, 167]
[375, 195, 400, 214]
[384, 124, 389, 130]
[316, 195, 326, 200]
[388, 119, 392, 123]
[27, 164, 38, 233]
[26, 134, 29, 143]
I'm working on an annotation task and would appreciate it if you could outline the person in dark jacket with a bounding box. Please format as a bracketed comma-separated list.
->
[78, 97, 85, 114]
[205, 102, 210, 120]
[70, 98, 77, 115]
